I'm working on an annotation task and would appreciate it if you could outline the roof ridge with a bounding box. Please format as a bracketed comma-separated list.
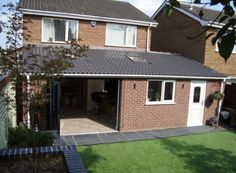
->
[19, 0, 157, 26]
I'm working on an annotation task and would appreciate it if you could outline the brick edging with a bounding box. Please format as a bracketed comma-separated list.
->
[0, 145, 87, 173]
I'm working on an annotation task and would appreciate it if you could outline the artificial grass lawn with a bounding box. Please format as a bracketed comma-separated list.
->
[77, 131, 236, 173]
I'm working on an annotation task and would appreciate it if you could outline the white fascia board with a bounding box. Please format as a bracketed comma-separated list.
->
[61, 73, 225, 80]
[174, 8, 225, 28]
[174, 7, 209, 26]
[152, 3, 225, 29]
[151, 2, 208, 26]
[208, 21, 225, 29]
[226, 76, 236, 80]
[151, 1, 167, 18]
[20, 8, 158, 27]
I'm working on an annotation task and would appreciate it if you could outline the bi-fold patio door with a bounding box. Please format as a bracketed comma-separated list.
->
[49, 82, 61, 133]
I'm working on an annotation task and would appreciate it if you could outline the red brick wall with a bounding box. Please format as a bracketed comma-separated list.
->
[119, 79, 221, 132]
[203, 80, 221, 123]
[151, 9, 206, 63]
[23, 15, 42, 43]
[119, 79, 190, 131]
[205, 29, 236, 76]
[23, 15, 149, 50]
[151, 10, 236, 77]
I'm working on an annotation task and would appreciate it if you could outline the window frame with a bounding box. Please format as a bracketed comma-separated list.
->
[105, 23, 137, 47]
[41, 17, 79, 43]
[146, 80, 176, 105]
[215, 40, 236, 54]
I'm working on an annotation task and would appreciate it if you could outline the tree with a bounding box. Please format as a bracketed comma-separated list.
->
[0, 2, 87, 173]
[166, 0, 236, 62]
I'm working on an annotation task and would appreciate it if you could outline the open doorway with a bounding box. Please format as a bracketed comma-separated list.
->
[60, 78, 119, 135]
[221, 83, 236, 128]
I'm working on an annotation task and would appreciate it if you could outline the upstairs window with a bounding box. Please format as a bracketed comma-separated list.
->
[215, 39, 236, 54]
[147, 80, 175, 104]
[42, 18, 78, 42]
[106, 23, 137, 47]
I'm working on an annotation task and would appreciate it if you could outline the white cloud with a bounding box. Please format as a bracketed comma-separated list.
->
[0, 15, 8, 48]
[0, 14, 9, 23]
[119, 0, 192, 16]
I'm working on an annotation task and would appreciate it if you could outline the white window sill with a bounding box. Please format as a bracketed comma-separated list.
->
[41, 41, 67, 44]
[145, 101, 176, 105]
[105, 44, 136, 48]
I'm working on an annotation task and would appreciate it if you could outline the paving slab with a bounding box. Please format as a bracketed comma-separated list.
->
[136, 131, 159, 140]
[122, 132, 144, 141]
[57, 126, 226, 146]
[73, 134, 103, 145]
[64, 136, 76, 145]
[98, 133, 128, 143]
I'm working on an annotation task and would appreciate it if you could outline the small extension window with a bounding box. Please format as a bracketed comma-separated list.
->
[147, 80, 175, 104]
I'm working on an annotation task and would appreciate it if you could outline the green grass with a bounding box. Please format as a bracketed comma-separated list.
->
[77, 131, 236, 173]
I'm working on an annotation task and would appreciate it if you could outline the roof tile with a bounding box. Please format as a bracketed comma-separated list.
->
[19, 0, 155, 23]
[23, 45, 225, 78]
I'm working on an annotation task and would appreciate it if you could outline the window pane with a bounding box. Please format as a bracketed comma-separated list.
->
[107, 24, 125, 45]
[54, 19, 66, 41]
[148, 81, 162, 101]
[164, 82, 173, 100]
[193, 87, 201, 103]
[126, 26, 136, 46]
[43, 18, 54, 42]
[68, 20, 77, 41]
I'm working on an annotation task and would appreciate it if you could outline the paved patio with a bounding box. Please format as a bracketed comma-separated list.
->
[54, 126, 225, 146]
[60, 109, 116, 135]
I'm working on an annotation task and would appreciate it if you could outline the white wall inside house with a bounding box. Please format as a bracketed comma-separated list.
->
[87, 80, 105, 111]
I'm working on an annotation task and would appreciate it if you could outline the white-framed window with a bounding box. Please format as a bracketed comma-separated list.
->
[42, 18, 78, 42]
[105, 23, 137, 47]
[146, 80, 176, 104]
[215, 40, 236, 54]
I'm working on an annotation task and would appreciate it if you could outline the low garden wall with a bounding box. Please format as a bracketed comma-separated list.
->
[0, 145, 87, 173]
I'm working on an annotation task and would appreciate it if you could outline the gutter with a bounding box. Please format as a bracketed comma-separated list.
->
[60, 73, 225, 80]
[20, 8, 158, 27]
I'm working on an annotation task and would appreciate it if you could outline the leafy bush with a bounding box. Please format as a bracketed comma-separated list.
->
[8, 125, 55, 148]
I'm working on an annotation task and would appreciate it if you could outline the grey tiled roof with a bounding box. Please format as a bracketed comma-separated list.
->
[180, 3, 236, 24]
[18, 0, 155, 23]
[23, 45, 225, 78]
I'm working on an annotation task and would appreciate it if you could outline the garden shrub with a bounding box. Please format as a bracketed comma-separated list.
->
[8, 125, 55, 148]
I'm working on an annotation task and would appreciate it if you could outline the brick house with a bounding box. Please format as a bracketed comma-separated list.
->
[19, 0, 224, 134]
[151, 2, 236, 115]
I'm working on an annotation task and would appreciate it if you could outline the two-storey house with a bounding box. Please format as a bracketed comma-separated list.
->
[19, 0, 224, 134]
[151, 2, 236, 119]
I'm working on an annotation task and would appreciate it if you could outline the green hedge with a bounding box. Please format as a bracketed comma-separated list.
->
[8, 125, 55, 148]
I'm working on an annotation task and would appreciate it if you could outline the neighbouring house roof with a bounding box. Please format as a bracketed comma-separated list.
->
[18, 0, 157, 27]
[152, 2, 236, 28]
[23, 44, 225, 79]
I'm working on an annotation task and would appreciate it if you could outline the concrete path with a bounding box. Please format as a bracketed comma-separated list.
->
[54, 126, 224, 146]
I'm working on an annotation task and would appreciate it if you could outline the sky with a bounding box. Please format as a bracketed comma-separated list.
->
[0, 0, 224, 48]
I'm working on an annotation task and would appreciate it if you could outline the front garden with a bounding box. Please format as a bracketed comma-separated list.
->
[78, 131, 236, 173]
